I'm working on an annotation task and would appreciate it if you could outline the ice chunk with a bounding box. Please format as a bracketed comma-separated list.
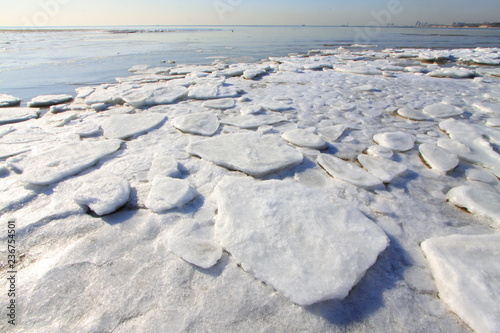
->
[466, 168, 498, 184]
[172, 113, 219, 136]
[42, 111, 78, 127]
[74, 122, 101, 137]
[357, 154, 407, 183]
[419, 143, 459, 173]
[472, 102, 500, 116]
[317, 154, 383, 187]
[148, 155, 181, 180]
[122, 85, 188, 107]
[146, 176, 198, 212]
[212, 176, 389, 305]
[102, 113, 166, 140]
[22, 140, 122, 185]
[366, 145, 393, 159]
[426, 67, 475, 79]
[74, 173, 130, 216]
[262, 102, 294, 112]
[421, 234, 500, 333]
[240, 105, 263, 115]
[0, 107, 39, 125]
[186, 133, 303, 177]
[423, 103, 463, 118]
[397, 107, 429, 121]
[221, 114, 286, 129]
[188, 85, 240, 100]
[318, 125, 348, 142]
[27, 94, 73, 107]
[202, 98, 235, 110]
[335, 65, 382, 75]
[486, 117, 500, 127]
[282, 129, 327, 150]
[373, 131, 416, 152]
[0, 94, 21, 107]
[169, 236, 222, 269]
[447, 185, 500, 224]
[243, 68, 267, 80]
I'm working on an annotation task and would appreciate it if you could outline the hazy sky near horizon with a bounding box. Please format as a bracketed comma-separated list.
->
[1, 0, 499, 27]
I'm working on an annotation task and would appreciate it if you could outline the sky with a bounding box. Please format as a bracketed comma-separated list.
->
[1, 0, 499, 27]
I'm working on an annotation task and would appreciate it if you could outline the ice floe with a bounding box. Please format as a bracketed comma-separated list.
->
[172, 113, 220, 136]
[357, 154, 407, 183]
[373, 131, 416, 152]
[0, 94, 21, 107]
[148, 155, 181, 180]
[0, 107, 40, 125]
[282, 128, 328, 150]
[221, 114, 286, 129]
[187, 133, 303, 176]
[421, 234, 500, 333]
[212, 176, 389, 305]
[122, 85, 188, 107]
[447, 185, 500, 225]
[423, 103, 463, 118]
[28, 94, 73, 107]
[317, 154, 383, 187]
[202, 98, 235, 110]
[22, 140, 122, 185]
[146, 176, 198, 212]
[74, 173, 130, 216]
[102, 113, 166, 140]
[419, 143, 459, 173]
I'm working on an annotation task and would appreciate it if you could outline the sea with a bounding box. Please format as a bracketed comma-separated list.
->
[1, 25, 499, 102]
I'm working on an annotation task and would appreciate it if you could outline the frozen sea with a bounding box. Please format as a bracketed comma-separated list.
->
[1, 26, 500, 333]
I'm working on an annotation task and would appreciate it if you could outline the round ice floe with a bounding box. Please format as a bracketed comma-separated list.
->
[240, 105, 263, 115]
[73, 122, 101, 137]
[202, 98, 235, 110]
[148, 155, 181, 181]
[397, 107, 429, 121]
[426, 67, 475, 79]
[465, 168, 498, 184]
[186, 133, 303, 177]
[366, 145, 393, 159]
[212, 175, 389, 305]
[0, 94, 22, 107]
[357, 154, 407, 183]
[317, 154, 382, 187]
[421, 234, 500, 333]
[317, 125, 348, 142]
[373, 131, 415, 152]
[188, 85, 240, 100]
[169, 236, 222, 269]
[282, 129, 327, 150]
[27, 94, 73, 108]
[146, 176, 198, 213]
[102, 113, 166, 140]
[172, 113, 220, 136]
[447, 185, 500, 224]
[423, 103, 463, 118]
[262, 102, 294, 112]
[122, 85, 188, 107]
[74, 173, 130, 216]
[22, 140, 122, 185]
[419, 144, 459, 173]
[243, 68, 267, 80]
[0, 107, 40, 125]
[220, 114, 286, 129]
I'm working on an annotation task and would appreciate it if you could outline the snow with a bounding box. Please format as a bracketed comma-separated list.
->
[172, 113, 220, 136]
[421, 234, 500, 333]
[0, 107, 40, 125]
[282, 128, 328, 150]
[188, 83, 241, 100]
[317, 125, 348, 142]
[447, 185, 500, 225]
[373, 131, 416, 152]
[423, 103, 463, 118]
[397, 107, 429, 121]
[419, 143, 460, 173]
[74, 173, 130, 216]
[186, 133, 304, 176]
[22, 140, 122, 185]
[0, 94, 22, 107]
[27, 94, 73, 107]
[357, 154, 407, 183]
[102, 113, 166, 140]
[146, 176, 198, 212]
[366, 145, 394, 159]
[212, 175, 389, 305]
[148, 155, 181, 180]
[202, 98, 235, 110]
[317, 154, 383, 187]
[221, 114, 286, 129]
[122, 85, 188, 107]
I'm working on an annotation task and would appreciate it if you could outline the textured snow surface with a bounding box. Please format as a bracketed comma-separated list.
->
[187, 133, 304, 176]
[2, 46, 500, 333]
[422, 234, 500, 333]
[212, 176, 389, 305]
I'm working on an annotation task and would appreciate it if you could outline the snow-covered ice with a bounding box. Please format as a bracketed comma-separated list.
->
[169, 236, 222, 269]
[212, 176, 389, 305]
[148, 155, 181, 180]
[221, 113, 286, 129]
[122, 85, 188, 107]
[0, 94, 22, 107]
[27, 94, 73, 107]
[102, 113, 166, 139]
[187, 133, 304, 176]
[172, 113, 220, 136]
[447, 185, 500, 225]
[423, 103, 463, 118]
[146, 176, 198, 212]
[282, 128, 328, 150]
[421, 234, 500, 333]
[202, 98, 235, 110]
[419, 143, 460, 173]
[317, 154, 383, 187]
[0, 107, 39, 125]
[74, 173, 130, 216]
[357, 154, 407, 183]
[373, 131, 416, 152]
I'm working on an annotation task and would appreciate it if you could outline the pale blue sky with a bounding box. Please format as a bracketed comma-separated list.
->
[1, 0, 499, 27]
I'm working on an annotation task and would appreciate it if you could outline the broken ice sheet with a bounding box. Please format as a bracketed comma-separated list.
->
[212, 175, 389, 306]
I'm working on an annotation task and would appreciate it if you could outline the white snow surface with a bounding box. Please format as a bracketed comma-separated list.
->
[282, 128, 328, 150]
[212, 176, 389, 305]
[419, 143, 460, 173]
[146, 176, 198, 212]
[172, 113, 220, 136]
[373, 131, 416, 152]
[102, 113, 166, 139]
[317, 154, 383, 187]
[3, 46, 500, 333]
[421, 234, 500, 333]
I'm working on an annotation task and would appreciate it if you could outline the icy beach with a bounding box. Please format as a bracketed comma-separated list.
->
[1, 45, 500, 332]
